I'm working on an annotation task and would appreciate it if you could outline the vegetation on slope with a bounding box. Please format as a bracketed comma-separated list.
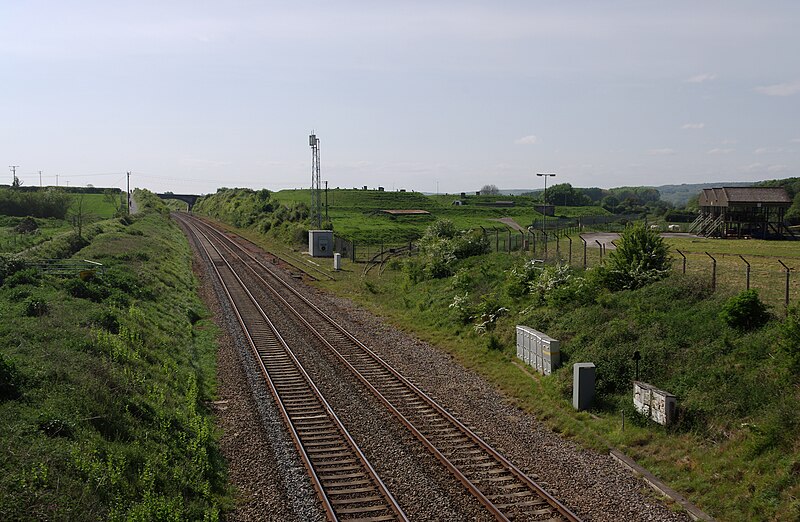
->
[312, 221, 800, 521]
[0, 192, 228, 520]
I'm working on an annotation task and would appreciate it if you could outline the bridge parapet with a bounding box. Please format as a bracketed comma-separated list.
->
[157, 193, 200, 210]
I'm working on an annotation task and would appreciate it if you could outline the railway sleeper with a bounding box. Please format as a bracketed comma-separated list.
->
[326, 486, 381, 496]
[334, 504, 393, 515]
[323, 477, 373, 488]
[329, 495, 384, 506]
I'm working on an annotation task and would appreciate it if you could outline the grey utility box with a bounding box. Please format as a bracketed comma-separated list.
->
[308, 230, 334, 258]
[515, 325, 561, 376]
[573, 363, 596, 411]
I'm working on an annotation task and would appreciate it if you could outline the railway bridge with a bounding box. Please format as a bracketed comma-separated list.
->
[156, 193, 201, 210]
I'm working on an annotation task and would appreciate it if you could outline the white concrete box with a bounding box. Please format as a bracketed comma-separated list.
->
[633, 381, 676, 426]
[308, 230, 334, 258]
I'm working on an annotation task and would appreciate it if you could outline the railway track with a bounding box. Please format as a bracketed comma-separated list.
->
[182, 215, 407, 522]
[178, 213, 582, 522]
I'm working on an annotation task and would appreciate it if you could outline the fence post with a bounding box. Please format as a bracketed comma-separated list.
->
[595, 240, 603, 262]
[519, 230, 525, 252]
[779, 260, 791, 315]
[495, 228, 499, 252]
[508, 229, 512, 253]
[676, 249, 686, 274]
[581, 235, 587, 268]
[705, 252, 716, 292]
[738, 255, 750, 291]
[567, 236, 572, 266]
[542, 231, 548, 260]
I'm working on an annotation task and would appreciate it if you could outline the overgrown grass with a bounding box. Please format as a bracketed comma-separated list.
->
[0, 194, 230, 520]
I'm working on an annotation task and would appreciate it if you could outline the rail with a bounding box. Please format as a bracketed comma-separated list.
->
[183, 213, 581, 522]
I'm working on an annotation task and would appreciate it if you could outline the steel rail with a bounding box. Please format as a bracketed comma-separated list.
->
[180, 215, 407, 522]
[185, 214, 582, 522]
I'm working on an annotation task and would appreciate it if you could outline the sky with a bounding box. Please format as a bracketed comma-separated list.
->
[1, 1, 799, 195]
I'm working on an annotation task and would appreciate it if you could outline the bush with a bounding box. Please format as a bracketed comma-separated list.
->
[0, 352, 22, 400]
[4, 267, 40, 288]
[23, 298, 49, 317]
[599, 223, 671, 290]
[719, 290, 771, 331]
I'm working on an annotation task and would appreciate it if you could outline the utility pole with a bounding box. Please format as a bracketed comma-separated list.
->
[127, 171, 131, 215]
[536, 172, 556, 235]
[324, 180, 329, 222]
[9, 165, 19, 186]
[39, 170, 42, 187]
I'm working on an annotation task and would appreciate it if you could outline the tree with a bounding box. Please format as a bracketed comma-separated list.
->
[480, 184, 500, 195]
[600, 222, 671, 290]
[103, 188, 125, 217]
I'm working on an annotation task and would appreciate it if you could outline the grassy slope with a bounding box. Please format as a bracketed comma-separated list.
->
[0, 194, 121, 255]
[0, 193, 228, 520]
[272, 189, 609, 244]
[314, 254, 799, 521]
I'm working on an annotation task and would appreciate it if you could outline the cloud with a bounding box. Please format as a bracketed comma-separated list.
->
[791, 138, 800, 144]
[754, 147, 784, 154]
[646, 148, 675, 156]
[755, 81, 800, 96]
[681, 123, 705, 130]
[707, 148, 735, 155]
[514, 135, 538, 145]
[768, 165, 789, 173]
[685, 73, 717, 84]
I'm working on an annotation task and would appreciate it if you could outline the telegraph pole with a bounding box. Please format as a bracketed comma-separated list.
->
[127, 171, 131, 215]
[536, 172, 556, 234]
[9, 165, 19, 186]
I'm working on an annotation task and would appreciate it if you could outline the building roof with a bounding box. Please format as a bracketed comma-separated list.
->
[379, 209, 431, 215]
[699, 186, 791, 207]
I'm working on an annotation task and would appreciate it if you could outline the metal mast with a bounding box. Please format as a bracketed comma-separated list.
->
[309, 132, 322, 228]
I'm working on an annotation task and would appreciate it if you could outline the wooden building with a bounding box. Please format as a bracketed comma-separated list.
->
[692, 187, 792, 238]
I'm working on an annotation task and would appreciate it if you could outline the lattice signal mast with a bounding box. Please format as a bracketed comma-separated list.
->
[309, 132, 322, 228]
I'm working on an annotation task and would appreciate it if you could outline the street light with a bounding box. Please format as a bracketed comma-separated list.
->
[536, 173, 556, 233]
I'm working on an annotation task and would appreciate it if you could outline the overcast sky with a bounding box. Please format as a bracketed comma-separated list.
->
[2, 1, 799, 195]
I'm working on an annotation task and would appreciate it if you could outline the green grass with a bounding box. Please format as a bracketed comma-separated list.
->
[274, 189, 607, 243]
[69, 193, 124, 220]
[0, 196, 229, 520]
[0, 216, 72, 254]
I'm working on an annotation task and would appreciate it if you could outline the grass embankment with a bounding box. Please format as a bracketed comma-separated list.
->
[311, 252, 800, 521]
[201, 188, 609, 247]
[0, 192, 229, 520]
[0, 193, 121, 255]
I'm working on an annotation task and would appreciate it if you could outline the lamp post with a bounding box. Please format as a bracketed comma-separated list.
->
[536, 172, 556, 235]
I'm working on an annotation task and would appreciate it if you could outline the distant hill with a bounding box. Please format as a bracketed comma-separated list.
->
[495, 182, 757, 207]
[650, 182, 755, 206]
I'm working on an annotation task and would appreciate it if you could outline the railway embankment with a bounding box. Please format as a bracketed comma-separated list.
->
[0, 192, 229, 520]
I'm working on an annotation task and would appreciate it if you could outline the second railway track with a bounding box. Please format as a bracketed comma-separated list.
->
[178, 212, 581, 522]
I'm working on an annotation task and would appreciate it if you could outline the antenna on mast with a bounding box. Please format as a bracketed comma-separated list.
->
[309, 132, 321, 228]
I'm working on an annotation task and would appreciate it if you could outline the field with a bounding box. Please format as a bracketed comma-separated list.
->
[274, 188, 609, 244]
[0, 194, 123, 255]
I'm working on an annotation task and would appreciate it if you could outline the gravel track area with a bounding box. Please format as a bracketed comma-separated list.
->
[184, 220, 325, 522]
[184, 217, 693, 521]
[239, 246, 692, 521]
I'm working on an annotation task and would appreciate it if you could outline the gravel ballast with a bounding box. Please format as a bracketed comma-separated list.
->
[184, 217, 693, 521]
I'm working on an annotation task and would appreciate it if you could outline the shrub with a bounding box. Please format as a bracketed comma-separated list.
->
[4, 267, 40, 288]
[719, 290, 771, 331]
[23, 298, 49, 317]
[0, 352, 22, 400]
[599, 223, 671, 290]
